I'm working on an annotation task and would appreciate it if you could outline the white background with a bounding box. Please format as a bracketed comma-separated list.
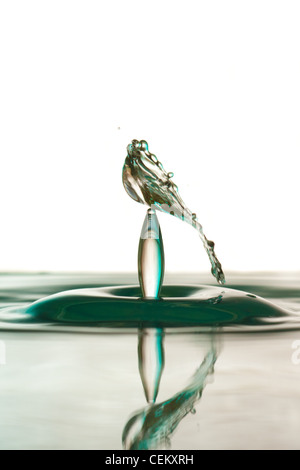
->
[0, 0, 299, 273]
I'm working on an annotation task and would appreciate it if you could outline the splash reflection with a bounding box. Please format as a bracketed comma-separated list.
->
[123, 332, 219, 450]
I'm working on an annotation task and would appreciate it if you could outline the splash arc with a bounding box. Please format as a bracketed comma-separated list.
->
[123, 139, 225, 284]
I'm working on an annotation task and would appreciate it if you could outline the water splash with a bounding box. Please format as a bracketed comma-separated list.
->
[8, 282, 288, 329]
[123, 336, 218, 450]
[122, 139, 225, 285]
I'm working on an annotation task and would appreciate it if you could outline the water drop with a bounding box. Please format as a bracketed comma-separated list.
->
[150, 154, 158, 163]
[191, 408, 196, 415]
[140, 140, 148, 151]
[167, 172, 174, 179]
[157, 162, 164, 171]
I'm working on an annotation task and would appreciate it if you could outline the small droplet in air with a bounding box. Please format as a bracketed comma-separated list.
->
[167, 172, 174, 179]
[140, 140, 149, 151]
[207, 240, 215, 249]
[191, 408, 196, 415]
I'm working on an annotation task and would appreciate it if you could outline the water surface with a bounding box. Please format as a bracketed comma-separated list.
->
[0, 272, 299, 450]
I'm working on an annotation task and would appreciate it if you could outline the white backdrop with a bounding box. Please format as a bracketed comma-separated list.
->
[0, 1, 299, 273]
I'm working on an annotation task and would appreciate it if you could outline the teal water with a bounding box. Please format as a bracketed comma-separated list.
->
[13, 284, 287, 328]
[0, 272, 300, 449]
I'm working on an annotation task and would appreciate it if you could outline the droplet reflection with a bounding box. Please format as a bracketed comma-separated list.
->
[138, 328, 165, 404]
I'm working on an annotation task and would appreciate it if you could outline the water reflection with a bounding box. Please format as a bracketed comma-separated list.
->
[123, 329, 219, 450]
[138, 328, 165, 404]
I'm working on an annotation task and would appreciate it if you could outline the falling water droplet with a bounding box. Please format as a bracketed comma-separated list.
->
[167, 172, 174, 179]
[138, 328, 165, 404]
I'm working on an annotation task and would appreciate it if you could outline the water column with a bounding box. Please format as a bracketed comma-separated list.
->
[137, 209, 165, 404]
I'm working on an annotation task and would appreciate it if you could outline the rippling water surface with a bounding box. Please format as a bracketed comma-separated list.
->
[0, 272, 299, 449]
